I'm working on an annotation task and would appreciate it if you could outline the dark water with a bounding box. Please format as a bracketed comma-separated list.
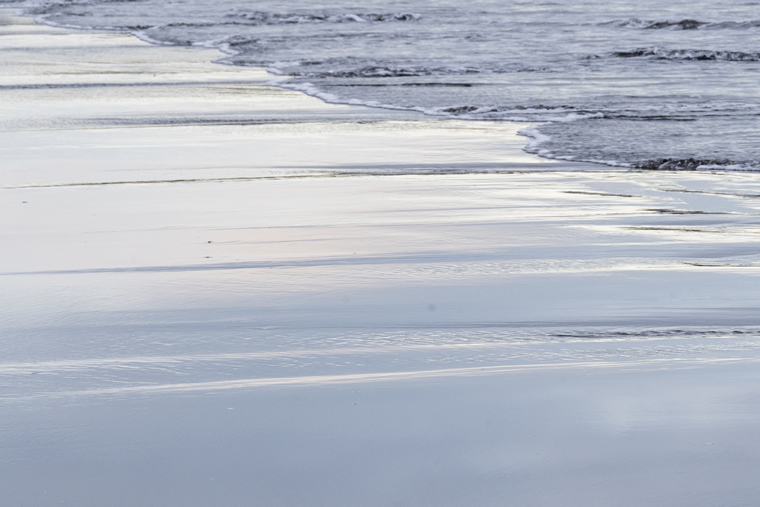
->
[17, 0, 760, 170]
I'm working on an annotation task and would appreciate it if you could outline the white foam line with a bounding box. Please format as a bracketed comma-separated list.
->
[27, 357, 755, 399]
[4, 331, 757, 375]
[0, 343, 512, 374]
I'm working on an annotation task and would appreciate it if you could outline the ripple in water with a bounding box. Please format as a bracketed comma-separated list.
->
[20, 0, 760, 170]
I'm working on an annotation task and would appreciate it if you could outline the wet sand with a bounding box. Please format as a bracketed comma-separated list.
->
[3, 10, 760, 506]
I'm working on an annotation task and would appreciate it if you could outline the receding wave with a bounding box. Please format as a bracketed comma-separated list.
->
[19, 0, 760, 173]
[603, 18, 706, 30]
[432, 104, 601, 123]
[225, 10, 421, 24]
[285, 66, 516, 78]
[613, 47, 760, 61]
[634, 158, 746, 171]
[604, 18, 760, 30]
[289, 65, 482, 78]
[259, 57, 558, 78]
[708, 20, 760, 29]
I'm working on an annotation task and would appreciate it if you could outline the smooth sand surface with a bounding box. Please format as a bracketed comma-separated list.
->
[4, 10, 760, 506]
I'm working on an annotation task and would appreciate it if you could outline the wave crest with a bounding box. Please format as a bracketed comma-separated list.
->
[636, 158, 733, 170]
[270, 60, 558, 78]
[287, 66, 487, 78]
[604, 18, 760, 30]
[613, 47, 760, 61]
[224, 11, 421, 25]
[603, 18, 706, 30]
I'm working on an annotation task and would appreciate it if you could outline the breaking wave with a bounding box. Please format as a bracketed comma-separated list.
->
[273, 63, 553, 79]
[603, 18, 706, 30]
[520, 117, 760, 172]
[634, 158, 740, 170]
[613, 47, 760, 61]
[17, 0, 760, 172]
[604, 18, 760, 30]
[286, 65, 484, 78]
[225, 10, 421, 24]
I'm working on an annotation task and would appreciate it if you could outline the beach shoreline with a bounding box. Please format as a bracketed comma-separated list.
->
[4, 10, 760, 506]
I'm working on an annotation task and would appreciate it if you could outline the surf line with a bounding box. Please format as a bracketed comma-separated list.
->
[16, 356, 754, 401]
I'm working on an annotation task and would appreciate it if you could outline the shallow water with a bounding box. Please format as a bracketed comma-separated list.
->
[5, 13, 760, 506]
[14, 0, 760, 169]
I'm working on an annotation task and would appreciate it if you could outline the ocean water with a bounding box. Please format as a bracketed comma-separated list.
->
[14, 0, 760, 168]
[7, 9, 760, 505]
